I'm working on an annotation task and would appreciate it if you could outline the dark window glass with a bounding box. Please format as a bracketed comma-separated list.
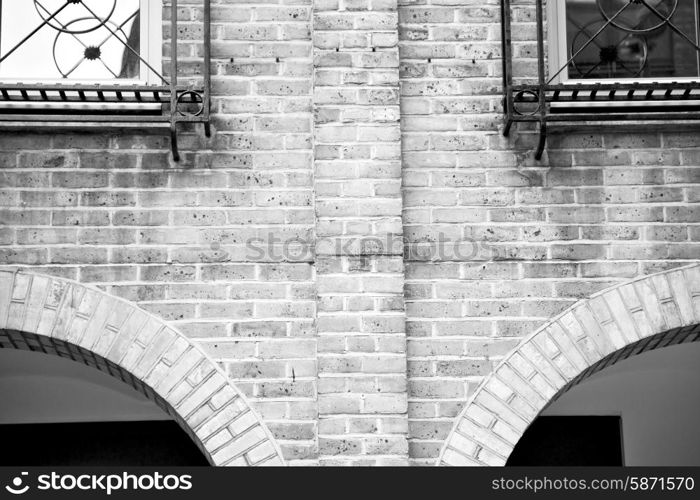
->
[565, 0, 700, 79]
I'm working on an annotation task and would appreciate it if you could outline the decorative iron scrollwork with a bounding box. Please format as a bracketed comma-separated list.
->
[0, 0, 212, 162]
[513, 89, 541, 116]
[570, 20, 649, 78]
[34, 0, 118, 35]
[597, 0, 678, 33]
[176, 90, 205, 117]
[51, 16, 135, 79]
[1, 0, 154, 82]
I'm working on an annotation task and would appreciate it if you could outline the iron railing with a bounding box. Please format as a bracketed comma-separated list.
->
[0, 0, 210, 161]
[502, 0, 700, 159]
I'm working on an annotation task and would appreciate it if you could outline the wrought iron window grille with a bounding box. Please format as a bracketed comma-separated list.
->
[0, 0, 211, 161]
[501, 0, 700, 160]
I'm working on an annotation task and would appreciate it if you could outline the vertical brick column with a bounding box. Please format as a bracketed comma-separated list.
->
[313, 0, 408, 465]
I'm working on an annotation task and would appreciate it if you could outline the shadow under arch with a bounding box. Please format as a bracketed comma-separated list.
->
[0, 269, 284, 466]
[439, 263, 700, 466]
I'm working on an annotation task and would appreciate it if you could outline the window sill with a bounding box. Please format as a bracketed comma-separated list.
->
[504, 80, 700, 159]
[0, 82, 210, 160]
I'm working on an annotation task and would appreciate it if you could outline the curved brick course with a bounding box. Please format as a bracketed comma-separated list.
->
[0, 269, 284, 467]
[439, 264, 700, 466]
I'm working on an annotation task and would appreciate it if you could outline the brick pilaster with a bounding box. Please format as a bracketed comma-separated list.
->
[313, 0, 408, 465]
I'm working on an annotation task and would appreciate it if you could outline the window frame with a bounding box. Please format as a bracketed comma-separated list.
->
[548, 0, 700, 85]
[0, 0, 163, 86]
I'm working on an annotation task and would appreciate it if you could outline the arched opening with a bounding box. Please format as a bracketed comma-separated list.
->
[0, 270, 284, 466]
[0, 348, 209, 465]
[440, 264, 700, 466]
[507, 341, 700, 466]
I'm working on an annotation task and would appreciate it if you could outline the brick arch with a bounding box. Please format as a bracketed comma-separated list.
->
[0, 269, 284, 467]
[439, 264, 700, 466]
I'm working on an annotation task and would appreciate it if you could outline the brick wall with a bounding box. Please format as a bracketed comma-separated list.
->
[0, 0, 318, 465]
[398, 0, 700, 465]
[0, 0, 698, 466]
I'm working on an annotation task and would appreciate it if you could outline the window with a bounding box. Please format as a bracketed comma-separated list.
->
[0, 0, 163, 84]
[550, 0, 700, 82]
[500, 0, 700, 159]
[0, 0, 211, 162]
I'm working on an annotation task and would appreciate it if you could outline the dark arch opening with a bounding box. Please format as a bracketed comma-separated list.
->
[506, 416, 623, 466]
[0, 421, 209, 466]
[507, 324, 700, 466]
[0, 329, 209, 466]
